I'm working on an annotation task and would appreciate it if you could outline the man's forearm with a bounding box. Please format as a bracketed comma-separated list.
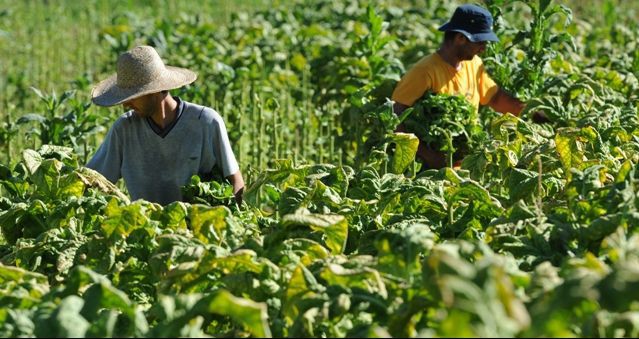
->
[417, 143, 446, 169]
[488, 88, 525, 116]
[393, 102, 410, 133]
[393, 102, 410, 116]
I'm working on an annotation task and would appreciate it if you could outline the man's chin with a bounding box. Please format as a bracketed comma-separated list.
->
[465, 53, 478, 60]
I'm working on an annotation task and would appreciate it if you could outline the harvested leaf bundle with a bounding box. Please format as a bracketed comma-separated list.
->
[403, 93, 486, 160]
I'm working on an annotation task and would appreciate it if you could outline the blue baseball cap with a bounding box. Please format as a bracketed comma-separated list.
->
[438, 4, 499, 42]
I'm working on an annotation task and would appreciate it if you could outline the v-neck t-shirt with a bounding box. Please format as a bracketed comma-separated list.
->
[86, 99, 239, 205]
[145, 96, 185, 138]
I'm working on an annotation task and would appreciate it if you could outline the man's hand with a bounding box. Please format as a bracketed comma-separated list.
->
[234, 186, 244, 205]
[227, 172, 245, 206]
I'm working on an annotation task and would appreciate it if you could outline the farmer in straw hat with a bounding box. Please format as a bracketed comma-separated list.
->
[392, 4, 548, 169]
[87, 45, 244, 205]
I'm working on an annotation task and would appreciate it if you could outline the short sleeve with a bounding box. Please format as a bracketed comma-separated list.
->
[392, 64, 432, 106]
[86, 122, 123, 183]
[210, 114, 240, 177]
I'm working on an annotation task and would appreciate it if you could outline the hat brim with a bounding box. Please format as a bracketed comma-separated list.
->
[438, 23, 499, 42]
[465, 31, 499, 42]
[91, 66, 197, 107]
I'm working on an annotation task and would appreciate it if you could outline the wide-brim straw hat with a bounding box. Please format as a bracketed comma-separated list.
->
[92, 45, 197, 107]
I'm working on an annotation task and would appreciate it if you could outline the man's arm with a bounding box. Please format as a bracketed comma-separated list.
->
[86, 123, 123, 184]
[393, 102, 409, 132]
[226, 171, 245, 204]
[488, 88, 551, 122]
[487, 88, 525, 116]
[393, 102, 409, 118]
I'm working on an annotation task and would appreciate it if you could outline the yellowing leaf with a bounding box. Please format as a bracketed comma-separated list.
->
[290, 53, 307, 71]
[389, 132, 419, 174]
[283, 211, 348, 254]
[189, 205, 232, 245]
[205, 289, 271, 338]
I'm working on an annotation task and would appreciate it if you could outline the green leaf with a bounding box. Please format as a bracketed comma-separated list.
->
[449, 181, 501, 209]
[202, 289, 271, 338]
[28, 158, 85, 199]
[245, 159, 309, 204]
[149, 234, 207, 279]
[282, 238, 330, 266]
[389, 132, 419, 174]
[16, 113, 47, 125]
[615, 160, 633, 183]
[206, 249, 264, 274]
[159, 202, 189, 231]
[0, 263, 48, 286]
[283, 211, 348, 254]
[22, 149, 43, 175]
[29, 86, 46, 101]
[555, 128, 586, 181]
[321, 263, 388, 299]
[375, 223, 436, 278]
[34, 296, 89, 338]
[31, 159, 63, 197]
[290, 53, 307, 71]
[0, 263, 49, 308]
[189, 205, 233, 245]
[101, 200, 153, 238]
[64, 265, 111, 289]
[508, 168, 539, 202]
[584, 213, 624, 242]
[57, 172, 85, 198]
[436, 167, 464, 185]
[81, 283, 134, 322]
[0, 203, 28, 245]
[279, 187, 308, 216]
[283, 265, 318, 327]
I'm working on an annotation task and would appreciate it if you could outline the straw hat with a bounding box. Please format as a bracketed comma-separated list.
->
[91, 45, 197, 107]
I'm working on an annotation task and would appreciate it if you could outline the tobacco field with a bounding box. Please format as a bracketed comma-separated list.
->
[1, 0, 639, 337]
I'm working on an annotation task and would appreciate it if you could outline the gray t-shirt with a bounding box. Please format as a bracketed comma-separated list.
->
[86, 100, 239, 205]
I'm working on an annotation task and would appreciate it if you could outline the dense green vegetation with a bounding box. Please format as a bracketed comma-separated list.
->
[2, 0, 639, 337]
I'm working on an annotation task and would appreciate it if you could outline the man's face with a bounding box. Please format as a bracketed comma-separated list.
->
[123, 93, 160, 118]
[455, 34, 488, 60]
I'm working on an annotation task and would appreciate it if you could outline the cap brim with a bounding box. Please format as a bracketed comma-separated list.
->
[438, 24, 499, 43]
[467, 32, 499, 42]
[91, 66, 197, 107]
[438, 22, 452, 32]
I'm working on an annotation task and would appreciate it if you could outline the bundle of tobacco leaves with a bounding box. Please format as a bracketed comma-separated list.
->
[402, 92, 486, 159]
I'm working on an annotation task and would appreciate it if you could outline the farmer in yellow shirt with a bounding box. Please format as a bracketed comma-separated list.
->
[392, 4, 545, 169]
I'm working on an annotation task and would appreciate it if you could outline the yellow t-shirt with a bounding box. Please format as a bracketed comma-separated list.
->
[392, 53, 499, 113]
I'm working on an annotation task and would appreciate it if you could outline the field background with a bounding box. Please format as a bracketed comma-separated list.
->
[0, 0, 635, 95]
[0, 0, 271, 97]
